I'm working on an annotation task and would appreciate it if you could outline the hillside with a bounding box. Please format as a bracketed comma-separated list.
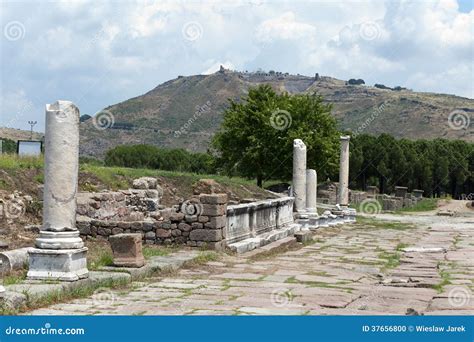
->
[77, 69, 471, 157]
[0, 127, 43, 142]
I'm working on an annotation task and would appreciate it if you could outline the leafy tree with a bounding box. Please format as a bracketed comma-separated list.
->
[212, 85, 340, 186]
[0, 138, 16, 153]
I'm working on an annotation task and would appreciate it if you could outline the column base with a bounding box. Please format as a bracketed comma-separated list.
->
[35, 230, 84, 249]
[27, 247, 88, 281]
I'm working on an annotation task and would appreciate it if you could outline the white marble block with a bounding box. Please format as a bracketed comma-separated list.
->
[292, 139, 307, 212]
[337, 135, 350, 207]
[305, 169, 317, 214]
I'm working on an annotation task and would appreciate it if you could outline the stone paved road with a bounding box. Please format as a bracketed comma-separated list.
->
[28, 209, 474, 315]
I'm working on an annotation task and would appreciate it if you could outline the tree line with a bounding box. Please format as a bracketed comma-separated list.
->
[2, 85, 472, 198]
[350, 134, 473, 198]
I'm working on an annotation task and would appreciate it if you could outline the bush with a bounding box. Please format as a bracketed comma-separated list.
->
[104, 145, 216, 174]
[0, 138, 17, 153]
[348, 78, 365, 85]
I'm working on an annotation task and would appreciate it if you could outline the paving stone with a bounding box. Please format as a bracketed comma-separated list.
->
[23, 210, 474, 316]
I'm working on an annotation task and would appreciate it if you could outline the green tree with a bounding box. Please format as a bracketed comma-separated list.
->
[212, 85, 340, 186]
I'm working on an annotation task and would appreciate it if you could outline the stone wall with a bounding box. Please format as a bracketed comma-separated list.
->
[76, 189, 162, 222]
[77, 192, 228, 250]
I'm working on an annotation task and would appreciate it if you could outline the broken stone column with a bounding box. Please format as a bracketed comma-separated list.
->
[337, 135, 350, 207]
[305, 169, 317, 214]
[292, 139, 307, 213]
[27, 101, 88, 281]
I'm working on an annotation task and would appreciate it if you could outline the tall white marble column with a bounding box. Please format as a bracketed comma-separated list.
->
[305, 169, 317, 214]
[337, 135, 350, 207]
[292, 139, 307, 212]
[27, 101, 88, 281]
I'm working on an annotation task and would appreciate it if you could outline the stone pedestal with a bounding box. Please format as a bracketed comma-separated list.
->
[292, 139, 307, 213]
[412, 189, 424, 198]
[337, 136, 350, 207]
[109, 234, 145, 268]
[27, 100, 88, 281]
[27, 248, 88, 281]
[366, 186, 379, 197]
[395, 186, 408, 198]
[305, 169, 317, 214]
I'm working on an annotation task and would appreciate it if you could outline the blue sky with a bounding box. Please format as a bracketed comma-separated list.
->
[1, 0, 473, 132]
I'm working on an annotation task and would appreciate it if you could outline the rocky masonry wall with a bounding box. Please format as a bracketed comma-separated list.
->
[76, 192, 228, 250]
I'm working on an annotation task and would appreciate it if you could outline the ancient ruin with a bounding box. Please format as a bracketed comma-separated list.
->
[27, 100, 88, 281]
[337, 135, 350, 207]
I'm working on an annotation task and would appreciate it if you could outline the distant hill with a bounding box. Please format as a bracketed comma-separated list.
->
[0, 127, 43, 142]
[75, 68, 472, 157]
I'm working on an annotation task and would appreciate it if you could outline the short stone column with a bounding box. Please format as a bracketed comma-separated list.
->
[395, 186, 408, 198]
[337, 135, 350, 207]
[412, 189, 424, 199]
[366, 186, 379, 197]
[292, 139, 307, 212]
[27, 100, 88, 281]
[305, 169, 317, 214]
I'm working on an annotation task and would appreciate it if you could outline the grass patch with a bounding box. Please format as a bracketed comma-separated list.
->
[378, 251, 401, 271]
[356, 216, 414, 230]
[396, 242, 410, 251]
[85, 240, 114, 270]
[397, 198, 438, 212]
[285, 276, 354, 291]
[432, 271, 451, 293]
[142, 245, 176, 259]
[0, 154, 43, 170]
[80, 164, 280, 191]
[0, 276, 130, 315]
[2, 270, 27, 286]
[183, 251, 220, 268]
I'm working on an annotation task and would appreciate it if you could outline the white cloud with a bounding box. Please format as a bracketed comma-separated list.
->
[255, 11, 317, 43]
[1, 0, 472, 132]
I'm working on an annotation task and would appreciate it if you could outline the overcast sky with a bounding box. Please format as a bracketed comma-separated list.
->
[1, 0, 472, 132]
